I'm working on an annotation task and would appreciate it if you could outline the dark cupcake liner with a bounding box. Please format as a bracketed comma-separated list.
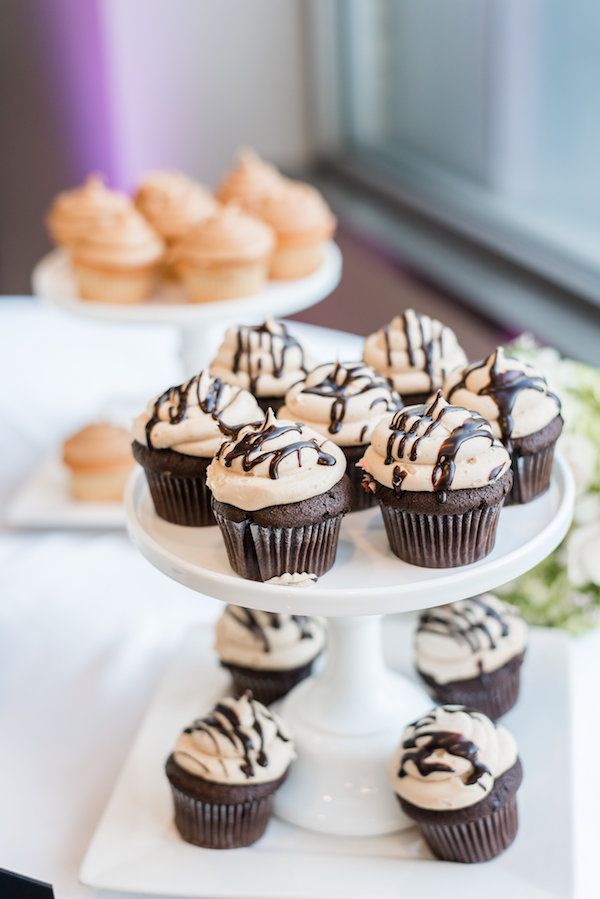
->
[419, 652, 525, 720]
[223, 658, 316, 704]
[168, 781, 276, 849]
[144, 467, 215, 527]
[506, 444, 556, 505]
[213, 511, 343, 581]
[418, 793, 519, 863]
[379, 500, 503, 568]
[342, 445, 376, 512]
[256, 395, 286, 415]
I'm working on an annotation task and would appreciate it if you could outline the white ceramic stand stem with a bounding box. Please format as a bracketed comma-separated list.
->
[273, 614, 430, 835]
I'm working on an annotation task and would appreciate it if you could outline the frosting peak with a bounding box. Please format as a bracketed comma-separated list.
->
[217, 148, 284, 207]
[248, 181, 336, 242]
[134, 170, 216, 241]
[170, 204, 275, 266]
[215, 605, 326, 670]
[47, 174, 131, 249]
[71, 207, 164, 268]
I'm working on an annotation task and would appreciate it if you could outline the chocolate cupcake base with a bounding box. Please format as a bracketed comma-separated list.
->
[400, 390, 435, 407]
[223, 658, 317, 705]
[418, 651, 525, 720]
[342, 444, 376, 511]
[505, 415, 563, 505]
[132, 441, 215, 527]
[166, 755, 286, 849]
[399, 759, 522, 863]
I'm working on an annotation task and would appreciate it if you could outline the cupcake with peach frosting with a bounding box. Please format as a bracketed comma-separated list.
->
[134, 170, 217, 243]
[170, 204, 275, 302]
[70, 207, 165, 304]
[62, 422, 135, 501]
[46, 174, 130, 251]
[217, 148, 284, 208]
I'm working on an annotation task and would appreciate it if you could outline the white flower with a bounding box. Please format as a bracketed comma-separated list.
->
[566, 522, 600, 587]
[559, 433, 597, 496]
[574, 493, 600, 526]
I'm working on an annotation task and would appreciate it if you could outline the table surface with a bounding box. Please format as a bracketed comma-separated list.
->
[1, 298, 596, 899]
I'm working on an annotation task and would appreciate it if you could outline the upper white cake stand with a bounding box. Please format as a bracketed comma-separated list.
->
[125, 458, 574, 838]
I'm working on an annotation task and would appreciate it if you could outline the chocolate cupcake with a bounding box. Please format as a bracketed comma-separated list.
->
[363, 309, 467, 405]
[207, 409, 352, 581]
[416, 594, 528, 719]
[359, 391, 512, 568]
[280, 361, 402, 511]
[166, 691, 295, 849]
[210, 319, 311, 414]
[389, 705, 522, 863]
[215, 605, 326, 704]
[132, 370, 263, 526]
[444, 347, 563, 504]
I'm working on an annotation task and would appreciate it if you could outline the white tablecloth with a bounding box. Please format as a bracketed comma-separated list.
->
[1, 300, 597, 899]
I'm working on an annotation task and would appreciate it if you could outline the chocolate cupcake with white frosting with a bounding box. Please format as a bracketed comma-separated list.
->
[359, 391, 512, 567]
[280, 361, 403, 510]
[416, 595, 528, 719]
[363, 309, 467, 405]
[389, 705, 522, 862]
[444, 347, 563, 504]
[216, 606, 326, 704]
[210, 319, 311, 414]
[207, 409, 352, 581]
[166, 691, 295, 848]
[132, 370, 263, 526]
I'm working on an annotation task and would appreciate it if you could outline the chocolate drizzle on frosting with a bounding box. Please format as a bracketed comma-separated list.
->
[399, 727, 491, 788]
[418, 596, 511, 653]
[224, 606, 313, 652]
[231, 320, 307, 394]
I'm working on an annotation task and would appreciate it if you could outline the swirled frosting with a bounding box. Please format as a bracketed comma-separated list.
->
[206, 409, 347, 510]
[359, 391, 511, 497]
[170, 204, 274, 267]
[210, 319, 310, 398]
[47, 174, 131, 249]
[389, 705, 518, 810]
[174, 691, 295, 785]
[280, 361, 402, 447]
[215, 605, 326, 671]
[443, 347, 562, 442]
[416, 594, 528, 684]
[363, 309, 467, 395]
[134, 170, 217, 241]
[217, 148, 284, 207]
[71, 207, 164, 269]
[248, 181, 336, 243]
[132, 370, 263, 457]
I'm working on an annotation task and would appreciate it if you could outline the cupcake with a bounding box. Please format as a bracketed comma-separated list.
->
[166, 691, 295, 848]
[217, 148, 284, 208]
[359, 391, 512, 567]
[46, 173, 130, 251]
[207, 409, 352, 582]
[71, 207, 164, 303]
[416, 594, 528, 719]
[210, 319, 310, 414]
[134, 170, 217, 244]
[363, 309, 467, 405]
[62, 423, 135, 501]
[170, 204, 275, 302]
[248, 181, 336, 279]
[280, 361, 403, 510]
[215, 605, 326, 704]
[443, 347, 563, 504]
[389, 705, 522, 863]
[132, 370, 263, 526]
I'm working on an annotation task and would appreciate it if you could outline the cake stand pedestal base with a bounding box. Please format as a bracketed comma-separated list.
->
[273, 615, 430, 836]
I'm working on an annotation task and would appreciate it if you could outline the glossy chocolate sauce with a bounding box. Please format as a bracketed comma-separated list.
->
[217, 419, 336, 479]
[302, 362, 400, 436]
[232, 321, 306, 395]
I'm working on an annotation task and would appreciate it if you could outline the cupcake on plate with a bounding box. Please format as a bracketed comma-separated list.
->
[217, 148, 284, 208]
[248, 181, 336, 279]
[359, 391, 512, 567]
[170, 204, 274, 302]
[166, 691, 295, 849]
[207, 409, 352, 582]
[444, 347, 563, 504]
[62, 423, 135, 501]
[389, 705, 522, 863]
[363, 309, 467, 406]
[280, 361, 403, 511]
[46, 173, 130, 251]
[215, 605, 326, 704]
[71, 207, 164, 303]
[416, 594, 528, 719]
[134, 170, 217, 244]
[210, 319, 310, 414]
[132, 370, 263, 526]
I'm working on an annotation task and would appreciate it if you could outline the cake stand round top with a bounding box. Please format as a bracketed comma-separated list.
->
[31, 242, 342, 325]
[125, 456, 574, 617]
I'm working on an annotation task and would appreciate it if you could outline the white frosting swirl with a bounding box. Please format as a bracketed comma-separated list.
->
[132, 370, 263, 457]
[215, 605, 325, 670]
[174, 692, 295, 785]
[210, 319, 311, 398]
[443, 347, 562, 440]
[280, 361, 402, 447]
[389, 705, 518, 810]
[416, 594, 528, 684]
[359, 392, 511, 493]
[206, 409, 347, 510]
[363, 309, 467, 395]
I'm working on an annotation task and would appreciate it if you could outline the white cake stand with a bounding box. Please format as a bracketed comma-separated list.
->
[125, 457, 574, 838]
[31, 242, 342, 374]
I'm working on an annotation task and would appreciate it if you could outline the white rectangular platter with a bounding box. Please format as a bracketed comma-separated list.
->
[80, 618, 573, 899]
